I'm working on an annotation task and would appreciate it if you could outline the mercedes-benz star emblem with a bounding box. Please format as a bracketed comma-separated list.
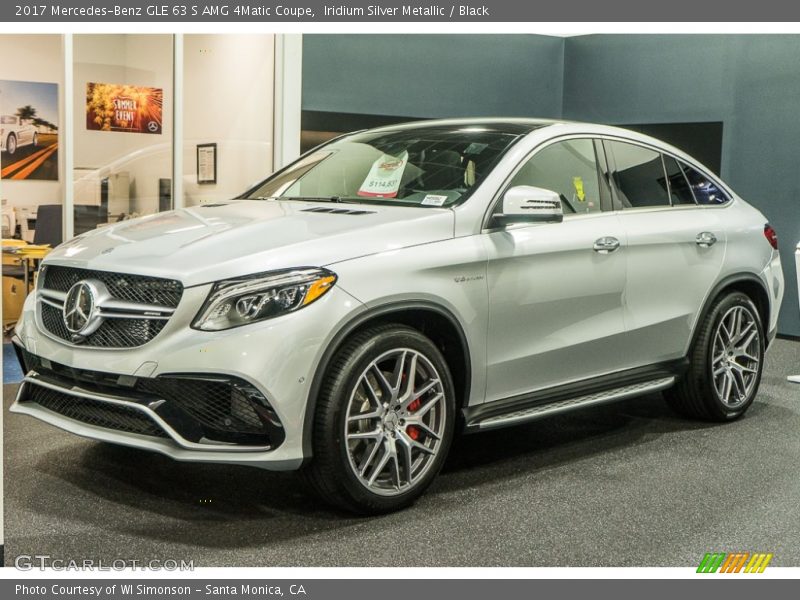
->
[63, 282, 96, 334]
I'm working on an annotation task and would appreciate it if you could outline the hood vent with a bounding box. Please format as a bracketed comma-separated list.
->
[301, 207, 375, 215]
[199, 203, 229, 208]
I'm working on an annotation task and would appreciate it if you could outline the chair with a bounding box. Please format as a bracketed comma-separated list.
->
[33, 204, 63, 247]
[33, 204, 106, 247]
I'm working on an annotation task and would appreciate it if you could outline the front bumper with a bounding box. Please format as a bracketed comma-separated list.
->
[10, 283, 366, 470]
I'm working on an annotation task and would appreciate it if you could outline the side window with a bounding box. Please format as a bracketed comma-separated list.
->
[680, 162, 731, 205]
[663, 155, 697, 205]
[605, 141, 670, 209]
[505, 139, 603, 216]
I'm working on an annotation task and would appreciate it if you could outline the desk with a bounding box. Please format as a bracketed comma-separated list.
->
[2, 242, 50, 330]
[16, 246, 50, 296]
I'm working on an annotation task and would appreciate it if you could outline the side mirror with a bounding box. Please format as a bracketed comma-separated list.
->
[493, 185, 564, 226]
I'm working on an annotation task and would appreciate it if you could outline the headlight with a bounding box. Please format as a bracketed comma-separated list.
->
[192, 267, 337, 331]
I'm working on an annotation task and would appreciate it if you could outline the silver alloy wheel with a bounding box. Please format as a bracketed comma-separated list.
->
[344, 348, 446, 496]
[711, 305, 761, 408]
[7, 134, 16, 155]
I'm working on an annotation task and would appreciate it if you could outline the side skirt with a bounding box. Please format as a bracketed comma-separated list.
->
[463, 360, 687, 432]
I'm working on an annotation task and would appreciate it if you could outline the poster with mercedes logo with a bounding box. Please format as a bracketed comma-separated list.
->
[85, 82, 163, 134]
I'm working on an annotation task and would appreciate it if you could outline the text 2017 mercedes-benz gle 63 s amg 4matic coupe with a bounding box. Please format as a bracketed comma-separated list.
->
[11, 119, 784, 513]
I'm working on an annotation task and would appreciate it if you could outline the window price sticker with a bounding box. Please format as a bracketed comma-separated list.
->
[421, 194, 448, 206]
[358, 151, 409, 198]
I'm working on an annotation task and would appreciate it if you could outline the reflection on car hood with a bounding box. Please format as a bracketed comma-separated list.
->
[43, 200, 455, 286]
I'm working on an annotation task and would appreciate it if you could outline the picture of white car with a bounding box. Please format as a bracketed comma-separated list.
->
[10, 118, 785, 514]
[1, 114, 38, 155]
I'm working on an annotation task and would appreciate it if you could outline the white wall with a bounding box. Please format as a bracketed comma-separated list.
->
[2, 34, 277, 219]
[182, 34, 274, 206]
[73, 34, 173, 215]
[0, 34, 63, 212]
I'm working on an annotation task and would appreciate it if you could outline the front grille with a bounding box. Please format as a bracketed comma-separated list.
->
[42, 265, 183, 307]
[41, 303, 168, 348]
[16, 348, 285, 448]
[25, 384, 169, 439]
[38, 265, 181, 348]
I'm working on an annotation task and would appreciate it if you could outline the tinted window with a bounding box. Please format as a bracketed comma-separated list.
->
[506, 139, 602, 215]
[663, 155, 696, 205]
[680, 162, 730, 205]
[606, 141, 670, 209]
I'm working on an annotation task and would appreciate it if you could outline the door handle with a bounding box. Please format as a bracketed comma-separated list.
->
[696, 231, 718, 248]
[593, 236, 621, 254]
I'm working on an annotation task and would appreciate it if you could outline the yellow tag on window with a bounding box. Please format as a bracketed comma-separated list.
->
[573, 176, 586, 202]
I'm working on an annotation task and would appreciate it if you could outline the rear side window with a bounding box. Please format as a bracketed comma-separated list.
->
[663, 156, 697, 205]
[506, 138, 603, 216]
[680, 163, 731, 205]
[605, 141, 670, 209]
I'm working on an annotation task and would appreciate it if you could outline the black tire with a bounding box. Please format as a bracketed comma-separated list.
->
[6, 133, 16, 155]
[666, 291, 765, 421]
[32, 133, 38, 147]
[302, 324, 456, 514]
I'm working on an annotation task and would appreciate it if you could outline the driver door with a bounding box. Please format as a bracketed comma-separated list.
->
[483, 138, 630, 403]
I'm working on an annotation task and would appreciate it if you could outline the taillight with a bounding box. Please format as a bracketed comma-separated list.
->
[764, 224, 778, 250]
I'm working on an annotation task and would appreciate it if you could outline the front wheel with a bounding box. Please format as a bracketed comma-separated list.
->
[303, 325, 456, 514]
[6, 133, 16, 155]
[666, 291, 764, 421]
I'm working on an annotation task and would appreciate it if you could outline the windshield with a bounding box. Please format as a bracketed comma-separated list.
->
[245, 126, 524, 207]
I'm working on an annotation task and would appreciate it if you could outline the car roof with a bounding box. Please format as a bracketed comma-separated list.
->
[362, 118, 674, 143]
[366, 117, 568, 136]
[344, 118, 720, 180]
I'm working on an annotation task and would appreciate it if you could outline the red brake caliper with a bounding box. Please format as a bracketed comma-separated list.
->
[406, 397, 422, 440]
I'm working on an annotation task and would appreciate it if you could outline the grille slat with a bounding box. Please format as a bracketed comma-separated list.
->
[42, 265, 183, 307]
[25, 384, 169, 439]
[38, 266, 181, 348]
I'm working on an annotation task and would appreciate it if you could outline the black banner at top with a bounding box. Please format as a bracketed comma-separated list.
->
[1, 0, 799, 22]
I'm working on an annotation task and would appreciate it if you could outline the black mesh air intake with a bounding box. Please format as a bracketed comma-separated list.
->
[25, 384, 169, 439]
[15, 346, 284, 448]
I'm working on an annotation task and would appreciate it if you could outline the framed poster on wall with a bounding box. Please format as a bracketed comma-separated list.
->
[85, 82, 163, 134]
[197, 143, 217, 184]
[0, 79, 59, 181]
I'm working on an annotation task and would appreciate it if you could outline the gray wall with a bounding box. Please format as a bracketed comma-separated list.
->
[563, 35, 800, 336]
[302, 34, 564, 118]
[303, 34, 800, 336]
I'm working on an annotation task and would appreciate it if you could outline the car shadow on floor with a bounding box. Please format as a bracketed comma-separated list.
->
[12, 388, 784, 552]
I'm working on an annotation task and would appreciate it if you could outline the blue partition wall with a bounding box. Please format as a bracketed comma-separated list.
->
[303, 34, 800, 336]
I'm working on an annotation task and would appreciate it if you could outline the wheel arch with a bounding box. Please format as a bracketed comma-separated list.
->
[690, 273, 771, 352]
[301, 301, 472, 460]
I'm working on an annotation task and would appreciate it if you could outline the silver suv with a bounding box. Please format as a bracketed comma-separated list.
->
[11, 119, 784, 513]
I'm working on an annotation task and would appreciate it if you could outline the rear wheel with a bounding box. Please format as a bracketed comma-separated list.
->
[303, 325, 455, 514]
[666, 291, 764, 421]
[6, 133, 16, 155]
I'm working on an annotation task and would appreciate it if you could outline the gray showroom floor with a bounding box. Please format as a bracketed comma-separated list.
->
[4, 339, 800, 567]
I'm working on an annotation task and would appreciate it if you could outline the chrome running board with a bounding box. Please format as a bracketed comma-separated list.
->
[473, 377, 675, 431]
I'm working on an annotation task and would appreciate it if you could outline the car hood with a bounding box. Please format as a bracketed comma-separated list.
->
[44, 200, 455, 287]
